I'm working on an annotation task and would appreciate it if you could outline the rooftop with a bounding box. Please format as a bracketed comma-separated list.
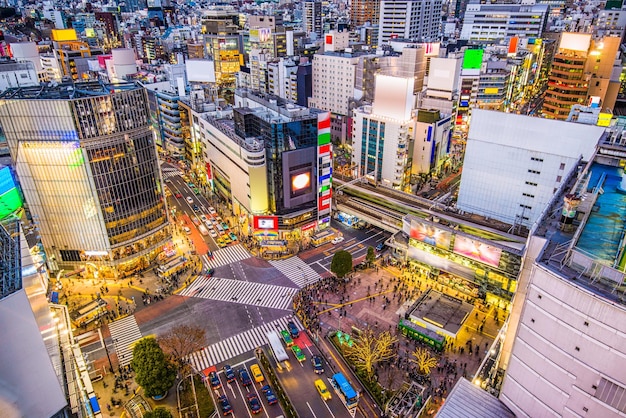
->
[0, 81, 140, 100]
[406, 289, 475, 338]
[435, 378, 515, 418]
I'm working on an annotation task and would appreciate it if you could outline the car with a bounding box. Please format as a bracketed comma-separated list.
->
[376, 242, 385, 251]
[331, 236, 345, 244]
[311, 355, 324, 374]
[200, 215, 208, 222]
[174, 192, 182, 198]
[211, 218, 218, 226]
[246, 393, 262, 414]
[291, 345, 305, 362]
[280, 330, 294, 347]
[287, 321, 299, 338]
[191, 217, 201, 226]
[315, 379, 332, 401]
[186, 196, 194, 204]
[260, 385, 278, 405]
[238, 368, 252, 386]
[223, 365, 235, 383]
[250, 364, 264, 383]
[209, 229, 218, 238]
[187, 182, 195, 188]
[221, 222, 230, 230]
[192, 205, 200, 212]
[218, 395, 233, 415]
[217, 238, 227, 248]
[229, 232, 237, 241]
[182, 226, 191, 234]
[208, 207, 216, 214]
[208, 371, 221, 389]
[193, 188, 200, 195]
[221, 234, 232, 244]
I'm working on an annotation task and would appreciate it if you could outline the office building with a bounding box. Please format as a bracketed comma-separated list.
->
[0, 61, 39, 90]
[351, 0, 380, 28]
[456, 109, 603, 229]
[303, 0, 323, 38]
[460, 1, 549, 42]
[542, 33, 621, 120]
[0, 82, 169, 277]
[378, 0, 442, 46]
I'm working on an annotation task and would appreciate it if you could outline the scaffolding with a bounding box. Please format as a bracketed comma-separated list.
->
[0, 220, 21, 298]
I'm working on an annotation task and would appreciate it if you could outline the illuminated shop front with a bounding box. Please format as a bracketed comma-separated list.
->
[0, 82, 170, 276]
[391, 215, 523, 309]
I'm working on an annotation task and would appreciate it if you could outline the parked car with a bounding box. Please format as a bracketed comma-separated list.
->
[238, 368, 252, 386]
[315, 379, 332, 401]
[287, 321, 299, 338]
[291, 345, 306, 362]
[260, 385, 278, 405]
[223, 365, 235, 383]
[250, 364, 264, 383]
[208, 371, 221, 389]
[246, 393, 262, 414]
[218, 395, 232, 415]
[331, 236, 345, 244]
[280, 330, 294, 347]
[311, 355, 324, 374]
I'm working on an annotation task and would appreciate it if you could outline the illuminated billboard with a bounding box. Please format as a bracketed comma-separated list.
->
[51, 29, 78, 42]
[291, 172, 311, 197]
[250, 28, 271, 43]
[253, 216, 278, 230]
[0, 166, 22, 220]
[410, 220, 451, 249]
[453, 235, 502, 268]
[462, 49, 483, 70]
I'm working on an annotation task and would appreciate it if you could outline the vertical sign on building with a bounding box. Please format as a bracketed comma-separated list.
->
[317, 112, 332, 228]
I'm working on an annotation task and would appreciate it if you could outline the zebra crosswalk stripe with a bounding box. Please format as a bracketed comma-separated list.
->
[269, 256, 322, 288]
[188, 316, 303, 372]
[179, 277, 297, 310]
[201, 244, 251, 269]
[108, 315, 143, 367]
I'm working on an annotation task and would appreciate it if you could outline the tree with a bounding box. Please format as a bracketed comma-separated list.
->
[131, 337, 177, 398]
[366, 246, 376, 266]
[343, 328, 397, 382]
[411, 347, 438, 375]
[330, 250, 353, 278]
[143, 407, 173, 418]
[158, 324, 206, 373]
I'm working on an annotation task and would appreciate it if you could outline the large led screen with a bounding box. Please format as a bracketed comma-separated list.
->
[291, 171, 311, 197]
[410, 220, 451, 249]
[0, 166, 22, 220]
[453, 235, 502, 268]
[462, 49, 484, 70]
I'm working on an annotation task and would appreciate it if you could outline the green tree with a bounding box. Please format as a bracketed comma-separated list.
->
[131, 337, 177, 398]
[330, 250, 353, 278]
[366, 246, 376, 266]
[143, 407, 173, 418]
[343, 328, 397, 382]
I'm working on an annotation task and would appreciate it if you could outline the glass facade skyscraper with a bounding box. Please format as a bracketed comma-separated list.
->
[0, 82, 169, 277]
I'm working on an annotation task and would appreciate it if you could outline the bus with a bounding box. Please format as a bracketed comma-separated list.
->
[157, 257, 186, 278]
[331, 372, 359, 409]
[398, 318, 445, 352]
[266, 330, 289, 365]
[198, 224, 209, 236]
[71, 298, 108, 327]
[311, 229, 335, 247]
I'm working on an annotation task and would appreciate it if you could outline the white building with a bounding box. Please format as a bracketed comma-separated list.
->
[419, 55, 463, 115]
[456, 109, 603, 229]
[460, 1, 549, 41]
[0, 61, 39, 90]
[267, 57, 299, 103]
[351, 74, 417, 189]
[412, 109, 452, 175]
[378, 0, 442, 46]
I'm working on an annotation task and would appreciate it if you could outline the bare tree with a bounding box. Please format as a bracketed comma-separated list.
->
[158, 324, 206, 372]
[411, 347, 438, 375]
[343, 328, 397, 382]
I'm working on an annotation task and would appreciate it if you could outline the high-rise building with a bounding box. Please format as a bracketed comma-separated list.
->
[460, 0, 549, 42]
[350, 0, 380, 28]
[542, 33, 621, 120]
[303, 0, 323, 38]
[0, 82, 170, 277]
[378, 0, 442, 46]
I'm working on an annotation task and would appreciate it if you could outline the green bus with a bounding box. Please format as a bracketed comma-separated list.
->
[398, 319, 445, 352]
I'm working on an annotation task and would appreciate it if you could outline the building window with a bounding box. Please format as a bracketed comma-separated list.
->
[575, 346, 580, 351]
[528, 169, 540, 174]
[560, 163, 565, 170]
[525, 181, 538, 186]
[530, 157, 543, 162]
[556, 175, 562, 182]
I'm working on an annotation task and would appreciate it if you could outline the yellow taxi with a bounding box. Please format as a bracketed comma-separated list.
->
[250, 364, 264, 383]
[315, 379, 332, 401]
